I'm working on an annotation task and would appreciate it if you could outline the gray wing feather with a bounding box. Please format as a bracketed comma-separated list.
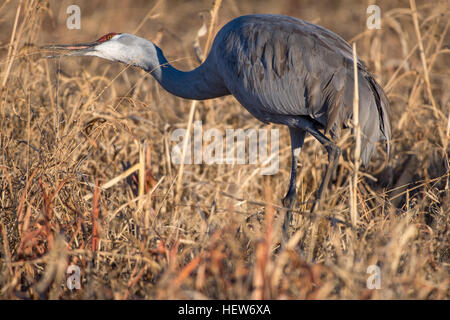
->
[212, 15, 391, 165]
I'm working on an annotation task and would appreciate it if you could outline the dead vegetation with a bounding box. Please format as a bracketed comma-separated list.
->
[0, 0, 448, 299]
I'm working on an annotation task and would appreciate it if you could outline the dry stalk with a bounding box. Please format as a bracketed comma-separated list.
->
[351, 42, 361, 226]
[203, 0, 223, 61]
[409, 0, 438, 117]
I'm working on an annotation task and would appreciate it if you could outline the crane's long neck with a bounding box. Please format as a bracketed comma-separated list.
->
[140, 43, 229, 100]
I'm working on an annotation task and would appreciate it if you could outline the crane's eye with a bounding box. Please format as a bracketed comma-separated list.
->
[97, 32, 119, 43]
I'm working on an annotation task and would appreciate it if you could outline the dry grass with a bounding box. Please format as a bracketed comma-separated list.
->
[0, 0, 448, 299]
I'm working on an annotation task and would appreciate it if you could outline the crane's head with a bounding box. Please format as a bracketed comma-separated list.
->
[43, 32, 159, 71]
[43, 32, 121, 57]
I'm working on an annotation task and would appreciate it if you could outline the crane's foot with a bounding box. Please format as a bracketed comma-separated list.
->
[310, 144, 341, 214]
[282, 192, 296, 244]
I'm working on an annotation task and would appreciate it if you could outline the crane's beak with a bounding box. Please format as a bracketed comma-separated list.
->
[41, 41, 99, 58]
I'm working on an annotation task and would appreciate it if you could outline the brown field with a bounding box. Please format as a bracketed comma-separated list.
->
[0, 0, 448, 299]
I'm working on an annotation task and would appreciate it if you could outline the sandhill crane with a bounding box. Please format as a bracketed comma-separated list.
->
[44, 14, 391, 238]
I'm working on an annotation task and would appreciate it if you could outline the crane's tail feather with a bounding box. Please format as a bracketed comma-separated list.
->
[326, 71, 391, 166]
[324, 66, 391, 166]
[360, 74, 391, 166]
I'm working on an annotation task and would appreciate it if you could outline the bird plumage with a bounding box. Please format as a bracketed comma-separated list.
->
[44, 14, 392, 238]
[208, 14, 391, 165]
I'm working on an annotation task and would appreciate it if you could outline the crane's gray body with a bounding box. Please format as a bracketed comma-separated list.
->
[45, 14, 392, 238]
[206, 14, 390, 165]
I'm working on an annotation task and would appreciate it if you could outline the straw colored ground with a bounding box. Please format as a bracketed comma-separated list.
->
[0, 0, 448, 299]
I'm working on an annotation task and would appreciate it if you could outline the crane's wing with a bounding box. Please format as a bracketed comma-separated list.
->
[212, 15, 391, 164]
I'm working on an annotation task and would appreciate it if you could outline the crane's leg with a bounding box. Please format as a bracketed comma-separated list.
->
[303, 126, 341, 213]
[282, 127, 306, 241]
[291, 116, 340, 213]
